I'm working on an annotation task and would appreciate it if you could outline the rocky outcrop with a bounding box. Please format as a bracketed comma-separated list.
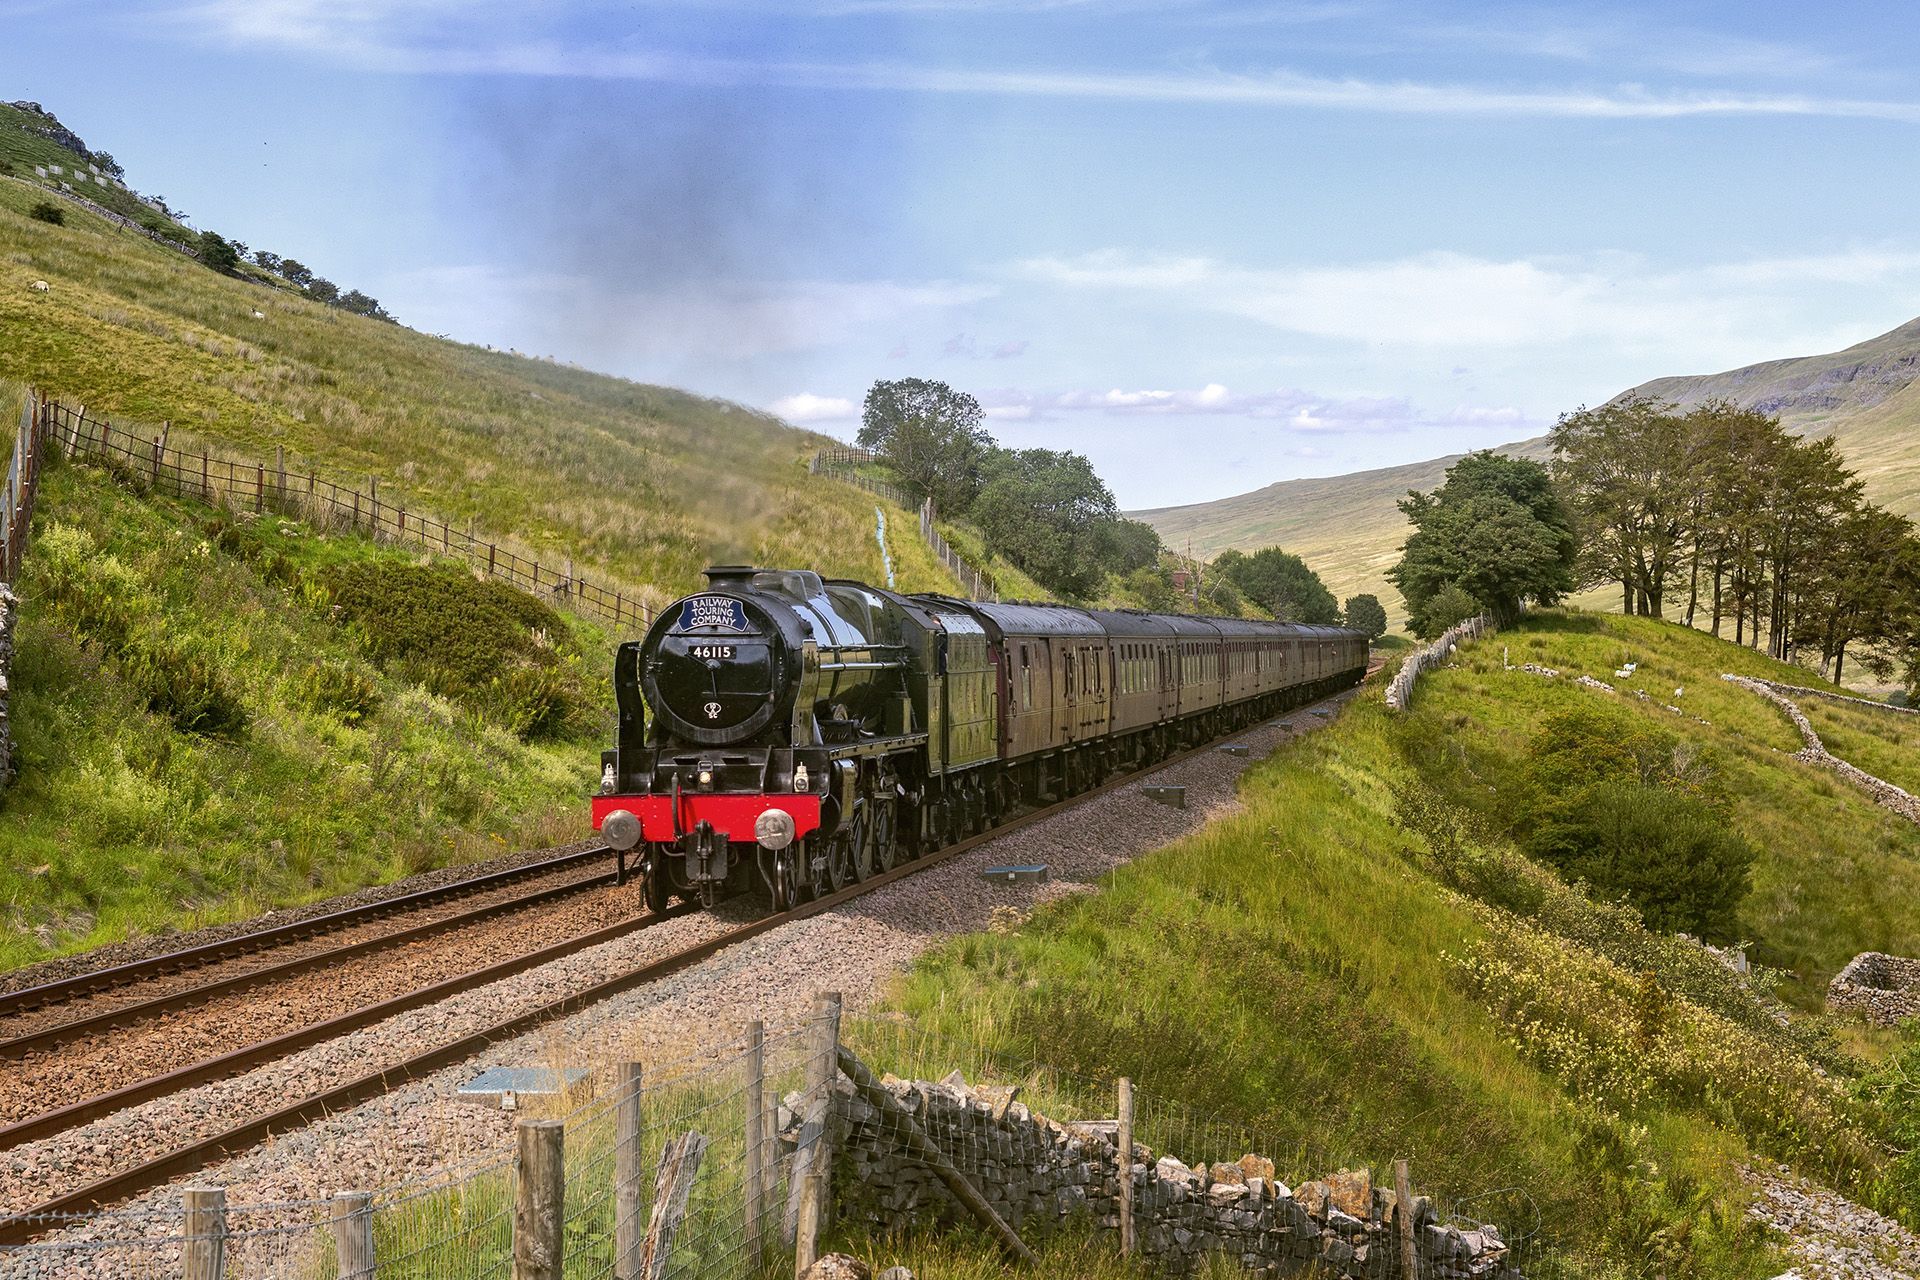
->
[6, 101, 94, 161]
[812, 1071, 1521, 1278]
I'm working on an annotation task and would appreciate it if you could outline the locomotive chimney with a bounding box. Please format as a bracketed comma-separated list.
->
[702, 564, 757, 584]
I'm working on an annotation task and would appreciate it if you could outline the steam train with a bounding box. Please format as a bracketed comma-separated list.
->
[590, 566, 1368, 912]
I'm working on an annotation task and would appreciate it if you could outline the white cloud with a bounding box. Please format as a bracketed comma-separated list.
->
[160, 3, 1920, 126]
[977, 383, 1530, 434]
[768, 392, 858, 421]
[1011, 247, 1920, 364]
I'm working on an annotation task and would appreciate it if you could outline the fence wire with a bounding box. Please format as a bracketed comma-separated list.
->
[2, 1010, 1530, 1279]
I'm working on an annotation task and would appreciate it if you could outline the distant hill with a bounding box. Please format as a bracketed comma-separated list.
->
[1135, 317, 1920, 626]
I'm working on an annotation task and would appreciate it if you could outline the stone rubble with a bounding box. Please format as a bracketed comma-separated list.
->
[0, 582, 14, 795]
[1746, 1166, 1920, 1280]
[818, 1071, 1521, 1279]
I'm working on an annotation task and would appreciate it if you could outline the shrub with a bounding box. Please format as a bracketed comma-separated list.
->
[295, 658, 382, 723]
[1518, 706, 1752, 940]
[1414, 584, 1479, 638]
[125, 634, 248, 737]
[320, 561, 580, 737]
[29, 200, 64, 226]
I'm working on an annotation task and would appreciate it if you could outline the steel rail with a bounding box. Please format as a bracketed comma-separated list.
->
[0, 864, 623, 1059]
[0, 847, 612, 1018]
[0, 677, 1361, 1242]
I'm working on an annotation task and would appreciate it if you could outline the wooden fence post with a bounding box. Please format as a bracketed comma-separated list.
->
[790, 991, 841, 1265]
[254, 462, 264, 512]
[1394, 1158, 1417, 1280]
[513, 1118, 565, 1280]
[201, 450, 210, 501]
[151, 421, 169, 485]
[276, 444, 286, 505]
[330, 1191, 375, 1280]
[1117, 1077, 1135, 1255]
[794, 1174, 826, 1277]
[489, 543, 497, 576]
[744, 1021, 767, 1260]
[614, 1062, 644, 1280]
[182, 1186, 226, 1280]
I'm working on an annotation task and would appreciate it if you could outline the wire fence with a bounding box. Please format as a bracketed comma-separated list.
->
[32, 399, 657, 635]
[1, 394, 50, 587]
[807, 450, 999, 602]
[0, 1006, 1534, 1279]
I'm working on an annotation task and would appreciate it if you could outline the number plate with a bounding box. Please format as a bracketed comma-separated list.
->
[688, 645, 736, 659]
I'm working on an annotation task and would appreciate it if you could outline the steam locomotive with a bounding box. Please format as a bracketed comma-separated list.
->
[590, 566, 1368, 912]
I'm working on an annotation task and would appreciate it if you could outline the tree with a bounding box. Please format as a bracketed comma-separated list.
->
[857, 378, 992, 513]
[1551, 396, 1699, 618]
[91, 151, 125, 179]
[1212, 547, 1339, 622]
[1418, 585, 1480, 637]
[254, 250, 283, 273]
[1389, 452, 1576, 635]
[338, 289, 395, 322]
[1343, 594, 1388, 639]
[279, 258, 314, 288]
[196, 230, 240, 273]
[1106, 519, 1163, 574]
[970, 447, 1120, 598]
[305, 277, 340, 305]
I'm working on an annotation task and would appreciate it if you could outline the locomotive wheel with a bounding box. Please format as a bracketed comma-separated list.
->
[825, 830, 854, 893]
[872, 799, 898, 874]
[848, 802, 873, 883]
[772, 846, 803, 912]
[644, 851, 672, 915]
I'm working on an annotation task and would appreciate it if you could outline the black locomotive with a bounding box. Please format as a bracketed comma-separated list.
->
[591, 566, 1368, 912]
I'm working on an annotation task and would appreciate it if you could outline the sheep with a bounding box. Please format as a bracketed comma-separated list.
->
[251, 309, 265, 319]
[31, 280, 49, 292]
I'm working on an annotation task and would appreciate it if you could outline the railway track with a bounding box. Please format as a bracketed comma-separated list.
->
[0, 846, 614, 1020]
[0, 688, 1358, 1243]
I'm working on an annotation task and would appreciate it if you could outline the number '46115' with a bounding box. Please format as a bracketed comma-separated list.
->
[690, 645, 735, 659]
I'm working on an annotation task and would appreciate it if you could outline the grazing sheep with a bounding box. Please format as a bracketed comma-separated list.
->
[30, 280, 49, 292]
[251, 309, 265, 319]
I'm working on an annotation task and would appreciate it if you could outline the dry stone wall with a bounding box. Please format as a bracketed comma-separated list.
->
[1386, 616, 1491, 711]
[1722, 675, 1920, 826]
[812, 1072, 1521, 1279]
[1828, 952, 1920, 1026]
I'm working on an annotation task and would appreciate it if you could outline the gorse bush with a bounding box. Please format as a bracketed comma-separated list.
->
[28, 200, 63, 225]
[320, 561, 583, 738]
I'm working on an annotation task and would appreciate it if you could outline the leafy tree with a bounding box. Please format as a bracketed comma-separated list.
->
[228, 240, 250, 261]
[28, 201, 64, 225]
[305, 277, 340, 305]
[1551, 396, 1700, 618]
[197, 231, 240, 273]
[1107, 519, 1163, 574]
[279, 258, 314, 288]
[1123, 564, 1178, 611]
[1417, 585, 1480, 637]
[90, 151, 125, 179]
[1212, 547, 1338, 622]
[253, 250, 283, 273]
[970, 447, 1119, 598]
[857, 378, 992, 513]
[338, 289, 395, 322]
[1343, 594, 1388, 639]
[1389, 451, 1576, 635]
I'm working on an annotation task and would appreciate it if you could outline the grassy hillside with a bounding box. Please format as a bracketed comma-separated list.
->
[0, 172, 952, 610]
[869, 611, 1920, 1276]
[1137, 317, 1920, 630]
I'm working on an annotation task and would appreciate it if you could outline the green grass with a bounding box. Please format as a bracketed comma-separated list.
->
[0, 455, 615, 968]
[1800, 697, 1920, 798]
[0, 174, 943, 613]
[0, 105, 197, 243]
[857, 610, 1920, 1276]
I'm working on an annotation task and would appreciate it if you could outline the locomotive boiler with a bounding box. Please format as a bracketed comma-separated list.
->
[592, 566, 1368, 914]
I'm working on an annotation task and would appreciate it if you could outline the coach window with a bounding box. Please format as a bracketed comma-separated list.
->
[1020, 646, 1032, 708]
[1064, 649, 1075, 700]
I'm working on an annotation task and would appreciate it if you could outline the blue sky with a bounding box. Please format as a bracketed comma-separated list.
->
[10, 1, 1920, 508]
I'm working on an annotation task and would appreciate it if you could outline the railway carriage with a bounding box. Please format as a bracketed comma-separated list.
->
[592, 566, 1368, 914]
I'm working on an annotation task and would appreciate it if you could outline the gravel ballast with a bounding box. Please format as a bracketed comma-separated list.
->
[6, 694, 1357, 1261]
